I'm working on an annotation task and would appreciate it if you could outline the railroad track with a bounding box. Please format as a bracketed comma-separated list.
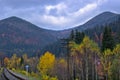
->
[1, 68, 27, 80]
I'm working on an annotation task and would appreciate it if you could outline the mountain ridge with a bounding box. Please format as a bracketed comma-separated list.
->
[74, 11, 119, 30]
[0, 16, 59, 57]
[55, 11, 120, 38]
[0, 11, 120, 57]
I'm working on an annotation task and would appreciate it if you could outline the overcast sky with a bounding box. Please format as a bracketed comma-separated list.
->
[0, 0, 120, 30]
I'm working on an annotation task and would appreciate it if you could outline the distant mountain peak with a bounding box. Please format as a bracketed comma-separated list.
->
[8, 16, 20, 19]
[101, 11, 116, 15]
[75, 11, 119, 30]
[96, 11, 117, 18]
[2, 16, 26, 22]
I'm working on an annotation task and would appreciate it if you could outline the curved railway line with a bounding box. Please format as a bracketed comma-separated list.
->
[1, 68, 27, 80]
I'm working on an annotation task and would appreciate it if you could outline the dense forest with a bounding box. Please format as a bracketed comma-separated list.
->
[3, 26, 120, 80]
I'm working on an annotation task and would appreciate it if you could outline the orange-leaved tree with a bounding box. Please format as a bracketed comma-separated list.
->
[4, 57, 10, 67]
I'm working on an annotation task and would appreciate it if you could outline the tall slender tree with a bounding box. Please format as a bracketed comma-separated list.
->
[69, 30, 75, 41]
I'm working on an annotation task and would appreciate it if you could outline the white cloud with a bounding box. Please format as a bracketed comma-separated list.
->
[40, 1, 99, 27]
[42, 15, 69, 25]
[70, 0, 107, 17]
[45, 3, 67, 15]
[28, 0, 108, 30]
[71, 3, 97, 17]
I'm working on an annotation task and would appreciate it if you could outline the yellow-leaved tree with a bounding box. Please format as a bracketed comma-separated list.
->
[37, 51, 55, 75]
[70, 36, 100, 80]
[9, 54, 21, 70]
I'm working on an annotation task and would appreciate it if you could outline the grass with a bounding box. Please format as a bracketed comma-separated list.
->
[11, 68, 42, 80]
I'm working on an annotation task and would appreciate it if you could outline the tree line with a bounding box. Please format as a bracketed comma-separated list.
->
[3, 26, 120, 80]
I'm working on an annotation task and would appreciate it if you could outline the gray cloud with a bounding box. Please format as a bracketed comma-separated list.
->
[0, 0, 60, 7]
[0, 0, 119, 30]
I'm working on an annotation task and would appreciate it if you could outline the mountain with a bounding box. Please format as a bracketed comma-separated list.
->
[0, 11, 120, 57]
[43, 12, 120, 56]
[75, 11, 120, 30]
[55, 12, 120, 38]
[0, 16, 58, 57]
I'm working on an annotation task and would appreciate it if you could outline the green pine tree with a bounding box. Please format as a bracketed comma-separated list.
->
[101, 26, 115, 52]
[75, 30, 85, 44]
[69, 30, 85, 44]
